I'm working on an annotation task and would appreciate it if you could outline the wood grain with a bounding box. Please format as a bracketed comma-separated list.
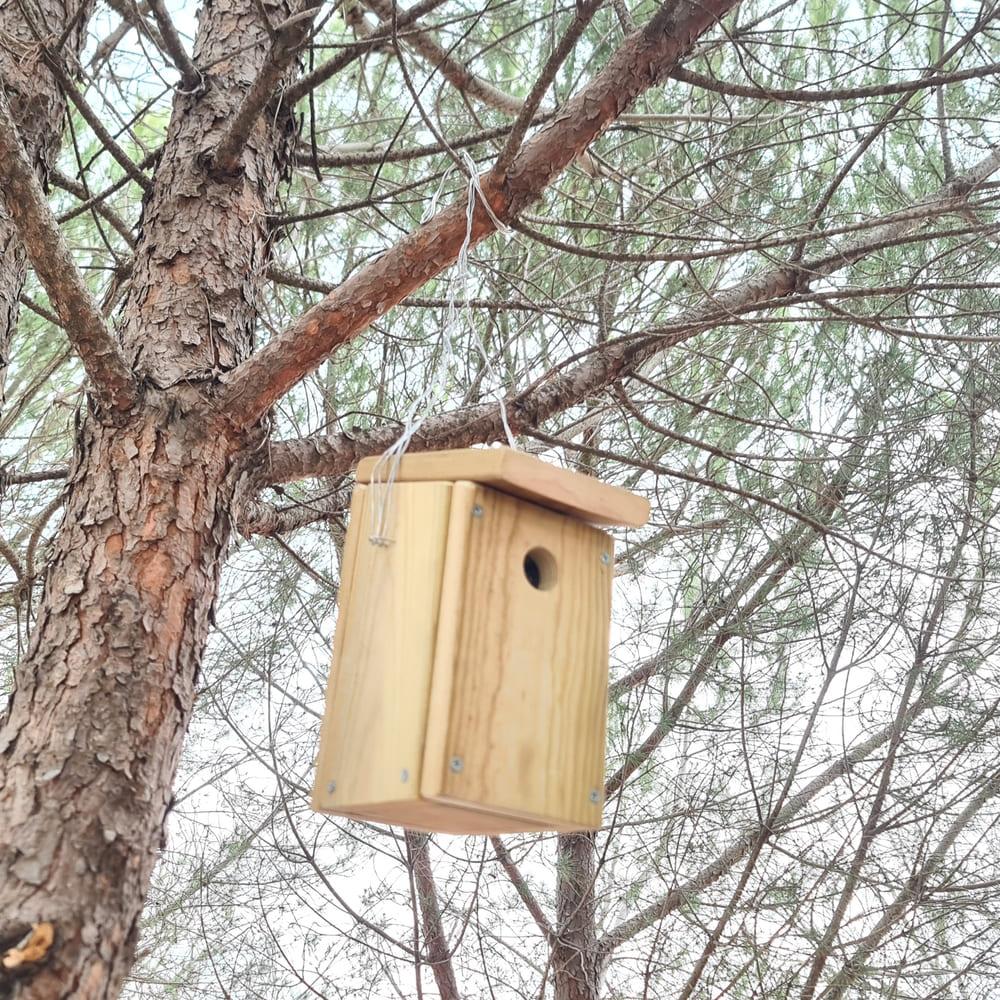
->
[356, 447, 649, 527]
[423, 482, 612, 830]
[311, 481, 452, 814]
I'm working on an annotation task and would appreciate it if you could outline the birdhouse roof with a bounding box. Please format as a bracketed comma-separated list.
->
[356, 447, 649, 528]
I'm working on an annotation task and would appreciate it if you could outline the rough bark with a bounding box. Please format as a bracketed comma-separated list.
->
[0, 0, 94, 416]
[0, 394, 251, 998]
[553, 833, 604, 1000]
[406, 832, 462, 1000]
[0, 0, 297, 995]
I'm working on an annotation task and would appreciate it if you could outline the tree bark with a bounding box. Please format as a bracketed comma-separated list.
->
[0, 0, 296, 994]
[553, 833, 604, 1000]
[0, 0, 94, 415]
[406, 832, 462, 1000]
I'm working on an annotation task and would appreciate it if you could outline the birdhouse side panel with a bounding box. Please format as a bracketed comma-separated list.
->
[311, 482, 453, 815]
[422, 483, 613, 829]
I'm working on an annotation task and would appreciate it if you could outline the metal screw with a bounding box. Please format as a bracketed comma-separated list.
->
[472, 504, 484, 518]
[449, 756, 464, 773]
[327, 780, 337, 794]
[400, 768, 410, 783]
[600, 552, 611, 566]
[589, 789, 600, 804]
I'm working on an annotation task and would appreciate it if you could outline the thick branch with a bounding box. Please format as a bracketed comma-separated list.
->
[0, 89, 137, 412]
[261, 144, 1000, 484]
[219, 0, 742, 427]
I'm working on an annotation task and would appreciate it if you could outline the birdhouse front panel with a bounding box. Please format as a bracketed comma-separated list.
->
[420, 482, 612, 830]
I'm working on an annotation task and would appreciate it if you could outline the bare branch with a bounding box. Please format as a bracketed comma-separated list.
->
[220, 0, 743, 427]
[490, 837, 553, 941]
[597, 695, 940, 955]
[406, 833, 462, 1000]
[494, 0, 602, 173]
[211, 2, 323, 175]
[0, 89, 137, 412]
[260, 144, 1000, 484]
[820, 765, 1000, 1000]
[42, 52, 153, 191]
[280, 0, 451, 108]
[360, 0, 523, 114]
[145, 0, 202, 89]
[670, 59, 1000, 104]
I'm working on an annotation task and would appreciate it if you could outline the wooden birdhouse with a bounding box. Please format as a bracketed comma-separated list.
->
[311, 447, 649, 834]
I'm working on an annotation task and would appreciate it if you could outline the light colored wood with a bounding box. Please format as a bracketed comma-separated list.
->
[422, 483, 611, 830]
[356, 447, 649, 528]
[311, 481, 452, 815]
[338, 799, 575, 835]
[419, 481, 475, 813]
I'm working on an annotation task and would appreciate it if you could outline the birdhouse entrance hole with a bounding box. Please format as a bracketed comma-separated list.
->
[523, 547, 557, 590]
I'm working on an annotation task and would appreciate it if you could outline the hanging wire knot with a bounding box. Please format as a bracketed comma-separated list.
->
[367, 153, 517, 547]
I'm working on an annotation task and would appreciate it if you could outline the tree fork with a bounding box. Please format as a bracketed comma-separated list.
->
[0, 0, 299, 991]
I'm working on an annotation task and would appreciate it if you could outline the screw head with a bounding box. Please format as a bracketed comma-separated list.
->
[327, 780, 337, 794]
[600, 552, 611, 566]
[449, 756, 464, 773]
[400, 768, 410, 783]
[472, 504, 484, 518]
[589, 789, 600, 804]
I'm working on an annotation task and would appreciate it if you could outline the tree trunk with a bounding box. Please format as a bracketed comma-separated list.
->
[0, 0, 295, 993]
[553, 833, 604, 1000]
[0, 0, 93, 413]
[407, 832, 462, 1000]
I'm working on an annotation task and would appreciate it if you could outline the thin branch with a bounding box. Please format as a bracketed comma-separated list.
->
[490, 837, 554, 942]
[42, 51, 153, 191]
[819, 766, 1000, 1000]
[0, 467, 69, 488]
[495, 0, 602, 173]
[236, 492, 345, 536]
[211, 2, 323, 174]
[597, 692, 941, 955]
[292, 117, 547, 168]
[220, 0, 742, 427]
[0, 89, 137, 412]
[145, 0, 202, 89]
[360, 0, 524, 114]
[103, 0, 166, 51]
[280, 0, 451, 107]
[48, 168, 136, 246]
[670, 60, 1000, 103]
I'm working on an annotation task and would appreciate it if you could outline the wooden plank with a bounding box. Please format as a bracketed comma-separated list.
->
[422, 483, 611, 830]
[357, 447, 649, 528]
[311, 481, 453, 815]
[336, 798, 573, 835]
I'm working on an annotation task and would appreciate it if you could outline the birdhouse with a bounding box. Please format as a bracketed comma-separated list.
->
[311, 447, 649, 834]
